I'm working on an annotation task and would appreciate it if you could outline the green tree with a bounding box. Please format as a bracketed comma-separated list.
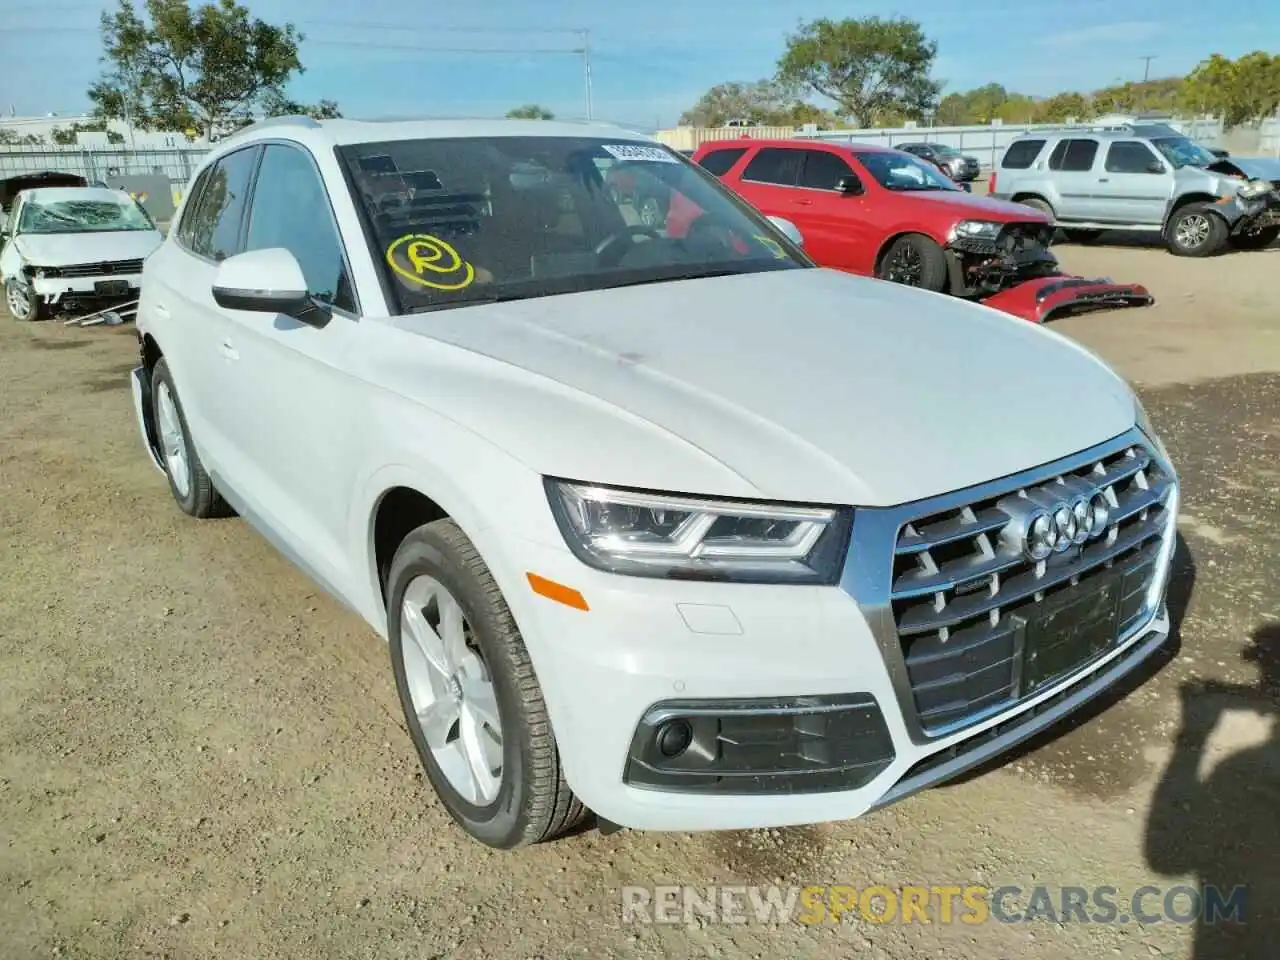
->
[506, 104, 555, 120]
[0, 130, 44, 145]
[776, 16, 941, 126]
[1036, 92, 1091, 123]
[88, 0, 337, 138]
[1181, 52, 1280, 126]
[50, 121, 126, 145]
[678, 80, 840, 127]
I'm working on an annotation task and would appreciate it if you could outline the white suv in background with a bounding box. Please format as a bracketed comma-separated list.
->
[131, 116, 1179, 849]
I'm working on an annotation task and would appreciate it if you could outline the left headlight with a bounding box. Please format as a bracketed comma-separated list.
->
[950, 219, 1003, 241]
[544, 479, 853, 584]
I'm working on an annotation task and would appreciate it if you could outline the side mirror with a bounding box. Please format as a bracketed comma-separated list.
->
[836, 175, 864, 195]
[211, 248, 325, 325]
[1147, 160, 1168, 174]
[766, 215, 804, 248]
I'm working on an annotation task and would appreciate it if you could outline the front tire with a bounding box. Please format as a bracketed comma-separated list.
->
[149, 359, 228, 518]
[5, 280, 46, 321]
[877, 234, 949, 292]
[387, 519, 586, 849]
[1228, 224, 1280, 251]
[1165, 203, 1228, 257]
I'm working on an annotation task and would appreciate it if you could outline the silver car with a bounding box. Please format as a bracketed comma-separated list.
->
[989, 123, 1280, 256]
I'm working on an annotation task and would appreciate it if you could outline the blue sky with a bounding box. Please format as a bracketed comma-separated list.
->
[2, 0, 1277, 128]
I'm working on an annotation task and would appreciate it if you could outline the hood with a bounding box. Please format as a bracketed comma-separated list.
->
[14, 229, 162, 267]
[386, 268, 1135, 507]
[899, 189, 1051, 223]
[1207, 156, 1280, 181]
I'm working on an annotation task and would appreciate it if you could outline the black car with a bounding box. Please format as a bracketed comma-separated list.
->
[897, 142, 981, 184]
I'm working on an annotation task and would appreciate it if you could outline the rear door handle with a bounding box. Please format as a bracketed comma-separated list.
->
[1097, 177, 1110, 182]
[220, 339, 238, 361]
[792, 198, 814, 206]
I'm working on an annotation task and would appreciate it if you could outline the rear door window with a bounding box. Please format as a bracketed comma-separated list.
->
[1048, 139, 1099, 172]
[797, 150, 855, 190]
[741, 148, 801, 186]
[1001, 139, 1045, 169]
[697, 147, 747, 177]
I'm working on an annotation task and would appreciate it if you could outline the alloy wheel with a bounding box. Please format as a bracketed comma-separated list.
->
[1175, 214, 1211, 250]
[6, 282, 32, 319]
[400, 574, 503, 805]
[155, 380, 191, 498]
[886, 245, 924, 285]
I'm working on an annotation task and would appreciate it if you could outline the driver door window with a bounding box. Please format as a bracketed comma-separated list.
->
[244, 144, 357, 313]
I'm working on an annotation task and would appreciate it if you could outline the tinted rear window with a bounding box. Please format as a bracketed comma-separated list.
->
[1001, 140, 1044, 169]
[741, 148, 799, 186]
[697, 147, 747, 177]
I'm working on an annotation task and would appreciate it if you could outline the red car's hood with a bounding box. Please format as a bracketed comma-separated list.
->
[897, 188, 1051, 223]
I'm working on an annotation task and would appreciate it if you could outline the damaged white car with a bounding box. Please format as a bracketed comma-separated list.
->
[1, 186, 163, 321]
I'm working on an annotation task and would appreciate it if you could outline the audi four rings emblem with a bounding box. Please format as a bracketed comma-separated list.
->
[1004, 488, 1112, 562]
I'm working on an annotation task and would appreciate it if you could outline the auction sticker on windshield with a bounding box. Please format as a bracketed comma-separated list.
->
[601, 144, 679, 163]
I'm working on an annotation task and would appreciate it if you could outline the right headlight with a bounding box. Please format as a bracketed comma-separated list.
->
[1238, 178, 1272, 199]
[544, 479, 853, 584]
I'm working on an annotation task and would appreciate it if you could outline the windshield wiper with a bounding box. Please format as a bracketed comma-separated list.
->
[406, 292, 532, 313]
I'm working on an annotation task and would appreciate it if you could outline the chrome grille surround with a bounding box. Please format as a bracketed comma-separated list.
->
[840, 427, 1177, 744]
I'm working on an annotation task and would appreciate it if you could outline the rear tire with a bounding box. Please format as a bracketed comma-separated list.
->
[1164, 203, 1228, 257]
[5, 280, 46, 321]
[877, 234, 949, 292]
[1228, 224, 1280, 251]
[387, 518, 587, 849]
[149, 359, 229, 518]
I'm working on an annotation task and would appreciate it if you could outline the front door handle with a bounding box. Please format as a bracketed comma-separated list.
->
[1097, 177, 1110, 182]
[792, 198, 814, 206]
[220, 339, 238, 361]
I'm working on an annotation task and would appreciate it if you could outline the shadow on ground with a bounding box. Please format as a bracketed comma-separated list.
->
[1144, 621, 1279, 960]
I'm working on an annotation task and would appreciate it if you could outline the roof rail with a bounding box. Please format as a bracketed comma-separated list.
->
[1013, 121, 1149, 136]
[225, 114, 323, 138]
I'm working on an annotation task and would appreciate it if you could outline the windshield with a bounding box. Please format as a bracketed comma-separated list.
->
[932, 145, 961, 158]
[339, 136, 808, 313]
[855, 151, 960, 191]
[1151, 137, 1219, 170]
[18, 196, 155, 234]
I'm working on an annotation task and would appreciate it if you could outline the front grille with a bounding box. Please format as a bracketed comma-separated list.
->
[888, 439, 1174, 735]
[58, 259, 144, 278]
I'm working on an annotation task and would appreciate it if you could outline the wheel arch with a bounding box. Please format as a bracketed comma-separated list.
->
[1165, 192, 1223, 226]
[874, 229, 946, 273]
[1010, 192, 1054, 213]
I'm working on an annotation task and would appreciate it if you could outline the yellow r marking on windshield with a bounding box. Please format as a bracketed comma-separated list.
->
[386, 233, 476, 291]
[754, 235, 787, 260]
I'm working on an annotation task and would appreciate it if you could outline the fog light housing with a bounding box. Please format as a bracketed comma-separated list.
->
[624, 694, 895, 794]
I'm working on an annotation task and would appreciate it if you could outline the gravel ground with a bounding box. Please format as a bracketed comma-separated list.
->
[1, 242, 1277, 960]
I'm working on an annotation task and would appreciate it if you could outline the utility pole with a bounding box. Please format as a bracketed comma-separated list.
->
[1139, 55, 1156, 82]
[579, 29, 593, 121]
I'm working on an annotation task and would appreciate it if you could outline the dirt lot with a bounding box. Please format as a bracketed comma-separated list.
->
[1, 242, 1277, 960]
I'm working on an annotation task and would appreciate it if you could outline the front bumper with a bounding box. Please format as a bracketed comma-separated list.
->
[980, 275, 1155, 323]
[513, 433, 1177, 832]
[32, 272, 142, 311]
